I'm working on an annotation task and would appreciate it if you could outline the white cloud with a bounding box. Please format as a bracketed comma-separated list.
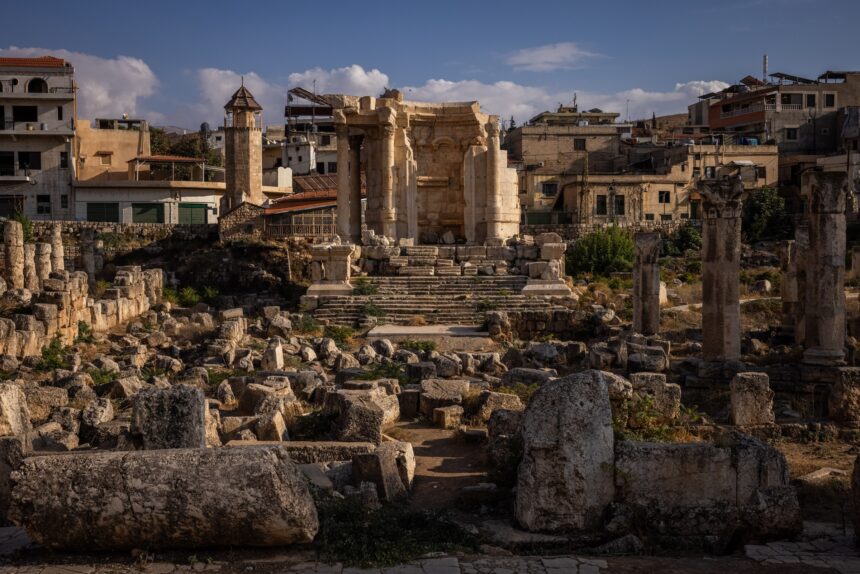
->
[505, 42, 601, 72]
[287, 65, 389, 96]
[0, 46, 159, 121]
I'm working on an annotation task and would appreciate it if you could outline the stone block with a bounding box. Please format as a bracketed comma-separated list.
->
[730, 372, 774, 426]
[131, 384, 207, 449]
[433, 405, 463, 429]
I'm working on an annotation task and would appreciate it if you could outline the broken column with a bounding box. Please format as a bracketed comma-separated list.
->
[3, 221, 24, 290]
[794, 225, 809, 344]
[80, 228, 96, 285]
[305, 243, 356, 297]
[522, 234, 572, 296]
[9, 446, 319, 550]
[633, 231, 662, 335]
[803, 171, 849, 366]
[34, 243, 52, 286]
[335, 118, 351, 240]
[49, 224, 64, 272]
[778, 240, 798, 340]
[699, 175, 745, 362]
[23, 244, 38, 292]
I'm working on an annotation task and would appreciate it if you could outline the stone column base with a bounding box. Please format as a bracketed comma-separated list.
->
[306, 282, 353, 298]
[802, 347, 846, 366]
[521, 279, 572, 297]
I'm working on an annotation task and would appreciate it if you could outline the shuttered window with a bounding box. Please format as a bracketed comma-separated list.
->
[86, 203, 120, 222]
[178, 203, 207, 225]
[132, 203, 164, 224]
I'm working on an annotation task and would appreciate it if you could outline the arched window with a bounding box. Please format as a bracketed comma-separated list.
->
[27, 78, 48, 93]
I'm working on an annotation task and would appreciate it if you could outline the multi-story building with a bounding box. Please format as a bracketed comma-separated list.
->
[282, 87, 339, 176]
[0, 56, 76, 219]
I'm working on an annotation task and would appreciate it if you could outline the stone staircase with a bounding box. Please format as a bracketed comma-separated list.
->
[312, 275, 558, 326]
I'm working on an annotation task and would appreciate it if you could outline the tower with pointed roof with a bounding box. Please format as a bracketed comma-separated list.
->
[224, 81, 263, 210]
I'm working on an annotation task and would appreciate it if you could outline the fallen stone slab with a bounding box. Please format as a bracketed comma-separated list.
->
[9, 445, 318, 550]
[225, 440, 375, 464]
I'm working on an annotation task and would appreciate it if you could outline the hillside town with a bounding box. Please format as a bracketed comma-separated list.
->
[1, 27, 860, 574]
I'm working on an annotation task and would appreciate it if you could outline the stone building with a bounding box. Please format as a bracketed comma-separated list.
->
[332, 90, 520, 244]
[0, 56, 76, 220]
[223, 83, 264, 212]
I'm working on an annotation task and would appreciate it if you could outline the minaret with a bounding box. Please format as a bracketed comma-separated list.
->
[224, 80, 263, 210]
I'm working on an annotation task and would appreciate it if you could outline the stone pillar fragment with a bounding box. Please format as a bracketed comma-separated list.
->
[349, 134, 364, 244]
[794, 225, 809, 344]
[633, 231, 662, 335]
[699, 176, 744, 362]
[80, 229, 96, 286]
[305, 243, 356, 297]
[778, 240, 798, 339]
[50, 224, 64, 272]
[380, 119, 397, 238]
[335, 120, 351, 240]
[803, 171, 848, 366]
[34, 243, 52, 286]
[23, 244, 38, 292]
[485, 119, 504, 242]
[3, 221, 24, 290]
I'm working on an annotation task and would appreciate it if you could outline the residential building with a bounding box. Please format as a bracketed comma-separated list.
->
[283, 87, 339, 176]
[0, 56, 76, 219]
[76, 117, 150, 181]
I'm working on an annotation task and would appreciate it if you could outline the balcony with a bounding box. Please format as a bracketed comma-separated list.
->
[780, 104, 803, 111]
[0, 167, 32, 183]
[0, 120, 74, 135]
[0, 87, 75, 100]
[720, 103, 764, 118]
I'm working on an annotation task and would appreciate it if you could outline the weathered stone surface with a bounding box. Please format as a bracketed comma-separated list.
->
[0, 384, 31, 437]
[419, 379, 469, 418]
[827, 368, 860, 427]
[376, 440, 414, 489]
[22, 385, 68, 425]
[323, 388, 399, 445]
[629, 372, 681, 425]
[433, 405, 463, 429]
[487, 409, 523, 486]
[352, 448, 407, 502]
[515, 370, 614, 532]
[131, 384, 207, 449]
[9, 445, 319, 550]
[0, 436, 26, 524]
[476, 390, 523, 423]
[730, 372, 774, 426]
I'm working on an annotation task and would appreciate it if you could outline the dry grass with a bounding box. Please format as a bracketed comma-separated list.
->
[408, 315, 427, 326]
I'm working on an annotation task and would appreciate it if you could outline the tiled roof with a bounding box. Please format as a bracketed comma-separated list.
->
[225, 85, 262, 111]
[265, 174, 366, 215]
[0, 56, 67, 69]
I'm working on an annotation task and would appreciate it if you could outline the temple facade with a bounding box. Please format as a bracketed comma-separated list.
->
[332, 90, 520, 245]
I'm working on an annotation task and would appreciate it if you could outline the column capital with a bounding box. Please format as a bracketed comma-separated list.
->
[634, 231, 662, 264]
[806, 171, 849, 214]
[699, 175, 745, 210]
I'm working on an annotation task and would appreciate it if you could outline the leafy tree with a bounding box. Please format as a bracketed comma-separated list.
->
[149, 127, 170, 155]
[663, 225, 702, 256]
[566, 226, 635, 278]
[742, 186, 793, 243]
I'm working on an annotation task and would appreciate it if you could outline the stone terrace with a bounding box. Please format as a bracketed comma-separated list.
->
[312, 275, 569, 326]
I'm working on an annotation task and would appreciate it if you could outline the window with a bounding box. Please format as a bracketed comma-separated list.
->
[755, 166, 767, 180]
[215, 136, 222, 142]
[824, 93, 836, 108]
[541, 182, 558, 197]
[806, 94, 816, 108]
[86, 202, 120, 223]
[179, 203, 207, 225]
[596, 195, 608, 215]
[573, 138, 586, 151]
[59, 151, 68, 169]
[27, 79, 48, 93]
[57, 106, 63, 121]
[99, 154, 112, 166]
[0, 151, 13, 176]
[660, 214, 672, 221]
[36, 195, 51, 215]
[60, 195, 68, 209]
[786, 127, 799, 141]
[321, 135, 331, 146]
[645, 213, 655, 221]
[316, 161, 325, 173]
[287, 156, 292, 162]
[704, 166, 715, 179]
[298, 155, 303, 162]
[132, 203, 165, 224]
[12, 106, 38, 123]
[327, 161, 337, 174]
[18, 152, 41, 170]
[692, 167, 701, 179]
[658, 190, 671, 204]
[295, 146, 300, 152]
[614, 195, 625, 216]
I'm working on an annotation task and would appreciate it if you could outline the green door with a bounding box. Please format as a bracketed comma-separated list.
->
[132, 203, 164, 223]
[178, 203, 207, 225]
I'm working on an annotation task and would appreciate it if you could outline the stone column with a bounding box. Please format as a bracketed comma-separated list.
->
[794, 225, 809, 344]
[700, 176, 744, 362]
[803, 171, 849, 366]
[50, 224, 64, 272]
[348, 134, 364, 244]
[380, 121, 397, 238]
[778, 240, 798, 339]
[23, 244, 38, 292]
[485, 119, 504, 242]
[633, 232, 662, 335]
[3, 221, 24, 290]
[81, 229, 96, 286]
[335, 122, 351, 240]
[35, 243, 52, 286]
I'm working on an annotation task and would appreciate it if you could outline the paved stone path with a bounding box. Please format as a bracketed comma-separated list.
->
[745, 522, 860, 573]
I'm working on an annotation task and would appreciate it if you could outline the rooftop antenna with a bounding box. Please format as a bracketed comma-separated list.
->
[241, 75, 244, 87]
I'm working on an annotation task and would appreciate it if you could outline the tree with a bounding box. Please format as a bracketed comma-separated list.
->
[742, 186, 793, 244]
[149, 127, 170, 155]
[566, 226, 635, 278]
[509, 115, 517, 130]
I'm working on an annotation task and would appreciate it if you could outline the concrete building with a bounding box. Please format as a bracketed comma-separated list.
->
[0, 56, 76, 220]
[76, 118, 149, 181]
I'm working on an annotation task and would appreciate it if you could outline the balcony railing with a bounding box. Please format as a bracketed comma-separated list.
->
[0, 120, 74, 132]
[781, 104, 803, 111]
[720, 104, 764, 118]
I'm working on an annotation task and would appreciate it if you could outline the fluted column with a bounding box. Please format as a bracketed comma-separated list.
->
[335, 123, 350, 240]
[485, 119, 503, 241]
[803, 171, 848, 365]
[348, 134, 364, 244]
[380, 123, 396, 238]
[700, 176, 744, 362]
[633, 232, 662, 335]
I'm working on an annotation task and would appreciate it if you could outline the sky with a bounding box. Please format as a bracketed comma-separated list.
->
[2, 0, 858, 129]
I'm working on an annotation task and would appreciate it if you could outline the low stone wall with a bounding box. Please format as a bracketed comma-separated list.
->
[31, 221, 217, 243]
[521, 220, 698, 241]
[502, 309, 581, 341]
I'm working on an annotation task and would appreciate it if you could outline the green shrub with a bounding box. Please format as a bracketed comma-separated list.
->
[178, 286, 201, 307]
[162, 287, 179, 304]
[201, 285, 220, 304]
[566, 226, 634, 278]
[75, 321, 95, 344]
[743, 186, 793, 243]
[93, 280, 111, 299]
[352, 278, 379, 296]
[295, 313, 321, 334]
[324, 325, 354, 346]
[476, 299, 499, 312]
[12, 212, 33, 243]
[360, 302, 386, 317]
[359, 362, 407, 384]
[87, 368, 114, 387]
[315, 498, 477, 567]
[497, 382, 540, 404]
[36, 336, 66, 371]
[400, 339, 436, 353]
[663, 225, 702, 256]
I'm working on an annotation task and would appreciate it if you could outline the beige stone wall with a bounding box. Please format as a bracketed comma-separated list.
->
[76, 121, 150, 182]
[225, 126, 263, 209]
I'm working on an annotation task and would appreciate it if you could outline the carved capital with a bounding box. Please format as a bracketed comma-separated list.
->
[634, 231, 662, 264]
[699, 175, 745, 218]
[486, 118, 501, 138]
[806, 171, 849, 214]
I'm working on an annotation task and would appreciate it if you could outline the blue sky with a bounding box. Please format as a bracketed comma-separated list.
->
[3, 0, 858, 127]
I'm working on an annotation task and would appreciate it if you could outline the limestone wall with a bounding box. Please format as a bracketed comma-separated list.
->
[521, 219, 695, 241]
